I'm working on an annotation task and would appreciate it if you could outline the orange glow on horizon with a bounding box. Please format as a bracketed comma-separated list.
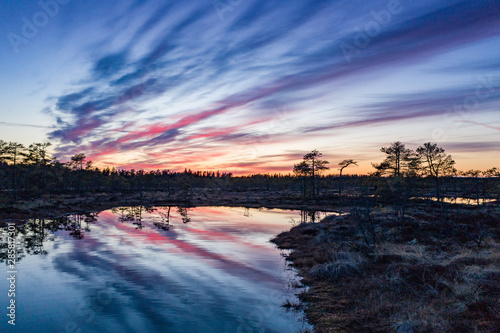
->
[86, 153, 497, 176]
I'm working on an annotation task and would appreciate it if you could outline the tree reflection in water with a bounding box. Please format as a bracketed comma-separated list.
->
[111, 206, 156, 229]
[2, 206, 219, 266]
[0, 206, 312, 332]
[65, 212, 98, 239]
[178, 207, 191, 223]
[0, 212, 98, 264]
[153, 206, 172, 231]
[300, 210, 320, 223]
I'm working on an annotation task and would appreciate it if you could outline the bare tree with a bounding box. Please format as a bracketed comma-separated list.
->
[25, 143, 52, 165]
[294, 150, 329, 198]
[338, 159, 358, 195]
[416, 142, 456, 202]
[70, 153, 87, 171]
[372, 141, 418, 176]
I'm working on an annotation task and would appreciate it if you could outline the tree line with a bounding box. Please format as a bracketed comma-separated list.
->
[292, 142, 499, 206]
[0, 139, 301, 203]
[0, 139, 499, 206]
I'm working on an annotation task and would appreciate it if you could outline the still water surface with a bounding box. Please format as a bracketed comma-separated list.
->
[1, 207, 324, 333]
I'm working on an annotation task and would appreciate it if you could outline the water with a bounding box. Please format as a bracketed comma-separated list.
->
[0, 206, 320, 333]
[413, 197, 497, 205]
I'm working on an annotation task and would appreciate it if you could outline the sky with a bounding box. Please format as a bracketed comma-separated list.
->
[0, 0, 499, 175]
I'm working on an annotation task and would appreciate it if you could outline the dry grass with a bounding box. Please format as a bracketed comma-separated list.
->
[272, 206, 500, 332]
[374, 243, 428, 263]
[309, 251, 366, 280]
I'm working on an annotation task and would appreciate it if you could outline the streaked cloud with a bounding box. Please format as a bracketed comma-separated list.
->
[1, 0, 499, 172]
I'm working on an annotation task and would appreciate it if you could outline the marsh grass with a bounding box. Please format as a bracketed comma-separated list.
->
[309, 251, 366, 280]
[272, 207, 500, 332]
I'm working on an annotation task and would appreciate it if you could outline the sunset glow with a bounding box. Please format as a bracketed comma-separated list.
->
[1, 0, 499, 174]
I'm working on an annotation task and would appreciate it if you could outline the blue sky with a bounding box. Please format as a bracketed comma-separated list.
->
[0, 0, 499, 173]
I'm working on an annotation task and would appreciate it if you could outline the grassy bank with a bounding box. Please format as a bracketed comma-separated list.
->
[272, 206, 500, 332]
[0, 189, 347, 221]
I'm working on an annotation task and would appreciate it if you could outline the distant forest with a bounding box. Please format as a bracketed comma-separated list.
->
[0, 139, 499, 208]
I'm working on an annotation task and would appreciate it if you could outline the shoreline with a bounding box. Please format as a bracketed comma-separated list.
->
[1, 191, 499, 331]
[1, 188, 489, 222]
[0, 190, 347, 223]
[272, 207, 500, 332]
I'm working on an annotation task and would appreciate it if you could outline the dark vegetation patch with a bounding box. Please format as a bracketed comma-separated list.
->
[272, 206, 500, 333]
